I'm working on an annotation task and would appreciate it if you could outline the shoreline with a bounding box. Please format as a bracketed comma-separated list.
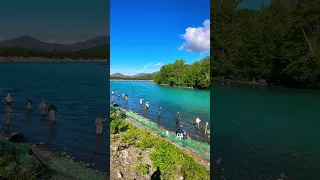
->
[0, 132, 108, 179]
[211, 77, 266, 86]
[0, 56, 108, 62]
[111, 79, 209, 90]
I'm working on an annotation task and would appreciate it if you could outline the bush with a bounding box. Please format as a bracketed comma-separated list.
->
[110, 118, 128, 134]
[134, 163, 150, 176]
[0, 156, 37, 180]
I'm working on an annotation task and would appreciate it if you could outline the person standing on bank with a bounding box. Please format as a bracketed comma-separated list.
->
[48, 104, 57, 121]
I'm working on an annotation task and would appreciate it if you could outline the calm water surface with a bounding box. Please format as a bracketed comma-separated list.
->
[212, 82, 320, 180]
[110, 81, 210, 143]
[0, 62, 109, 172]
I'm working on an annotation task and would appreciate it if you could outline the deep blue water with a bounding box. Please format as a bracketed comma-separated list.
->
[0, 62, 110, 172]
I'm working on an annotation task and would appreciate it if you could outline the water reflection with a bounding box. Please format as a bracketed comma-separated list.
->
[93, 135, 103, 152]
[49, 121, 56, 133]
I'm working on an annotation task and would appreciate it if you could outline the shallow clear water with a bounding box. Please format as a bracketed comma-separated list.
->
[110, 81, 210, 142]
[0, 62, 110, 172]
[212, 82, 320, 180]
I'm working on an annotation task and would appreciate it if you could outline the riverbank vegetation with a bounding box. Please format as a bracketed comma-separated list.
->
[110, 113, 210, 179]
[0, 45, 109, 60]
[110, 72, 157, 80]
[154, 57, 210, 89]
[0, 138, 107, 180]
[0, 155, 37, 179]
[211, 0, 320, 89]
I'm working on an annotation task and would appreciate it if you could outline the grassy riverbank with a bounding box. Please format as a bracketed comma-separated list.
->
[0, 133, 107, 180]
[110, 112, 210, 180]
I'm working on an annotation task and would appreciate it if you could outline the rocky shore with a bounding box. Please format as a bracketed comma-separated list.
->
[0, 56, 108, 62]
[0, 132, 108, 180]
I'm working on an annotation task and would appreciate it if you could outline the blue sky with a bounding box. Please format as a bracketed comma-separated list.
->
[0, 0, 109, 44]
[110, 0, 210, 75]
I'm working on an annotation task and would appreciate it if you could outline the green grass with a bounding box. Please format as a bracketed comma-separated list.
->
[134, 163, 150, 176]
[110, 113, 210, 180]
[0, 156, 37, 180]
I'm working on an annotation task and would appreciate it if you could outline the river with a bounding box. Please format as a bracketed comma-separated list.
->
[0, 62, 110, 173]
[110, 81, 210, 143]
[212, 81, 320, 180]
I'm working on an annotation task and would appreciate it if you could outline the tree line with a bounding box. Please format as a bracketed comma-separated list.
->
[0, 44, 109, 60]
[211, 0, 320, 89]
[154, 57, 210, 89]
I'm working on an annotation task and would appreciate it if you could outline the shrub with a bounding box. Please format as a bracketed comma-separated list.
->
[0, 156, 37, 180]
[134, 163, 149, 176]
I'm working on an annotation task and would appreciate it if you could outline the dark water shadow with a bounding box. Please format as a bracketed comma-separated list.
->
[157, 114, 161, 124]
[49, 121, 56, 134]
[93, 135, 103, 153]
[40, 115, 46, 121]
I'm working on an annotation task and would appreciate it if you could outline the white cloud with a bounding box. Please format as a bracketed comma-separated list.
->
[153, 63, 163, 67]
[178, 19, 210, 53]
[141, 63, 152, 71]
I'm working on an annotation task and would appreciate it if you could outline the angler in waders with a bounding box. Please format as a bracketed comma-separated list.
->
[25, 99, 33, 111]
[95, 116, 107, 136]
[39, 100, 47, 116]
[48, 104, 57, 121]
[145, 101, 150, 110]
[4, 93, 12, 107]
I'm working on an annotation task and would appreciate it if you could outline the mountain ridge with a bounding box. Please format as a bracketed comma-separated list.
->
[0, 35, 109, 51]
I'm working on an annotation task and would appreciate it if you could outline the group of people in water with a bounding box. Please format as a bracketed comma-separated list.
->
[3, 93, 106, 136]
[3, 93, 58, 123]
[111, 90, 210, 139]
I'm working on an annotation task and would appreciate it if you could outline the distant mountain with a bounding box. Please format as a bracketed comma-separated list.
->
[0, 35, 109, 51]
[111, 72, 157, 79]
[131, 73, 148, 78]
[71, 36, 110, 50]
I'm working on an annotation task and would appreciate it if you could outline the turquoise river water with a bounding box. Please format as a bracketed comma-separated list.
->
[212, 81, 320, 180]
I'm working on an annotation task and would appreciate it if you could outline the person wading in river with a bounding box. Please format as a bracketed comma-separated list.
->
[158, 104, 161, 115]
[196, 116, 201, 128]
[25, 99, 33, 111]
[125, 94, 128, 101]
[4, 93, 12, 107]
[39, 100, 47, 116]
[145, 101, 150, 110]
[139, 98, 144, 105]
[95, 116, 106, 135]
[122, 93, 125, 99]
[48, 104, 57, 121]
